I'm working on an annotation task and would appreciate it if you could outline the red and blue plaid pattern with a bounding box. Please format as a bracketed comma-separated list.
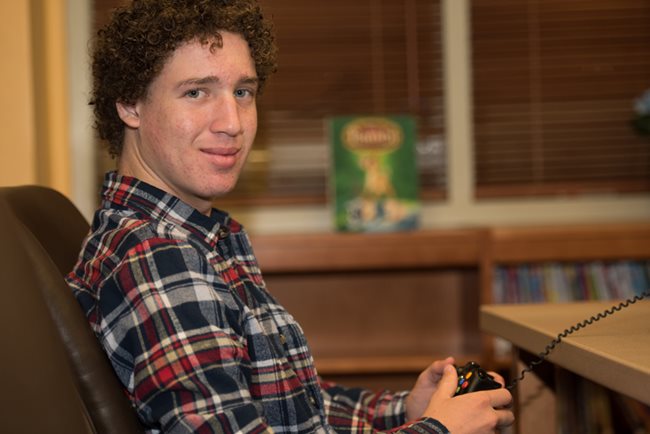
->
[66, 172, 448, 434]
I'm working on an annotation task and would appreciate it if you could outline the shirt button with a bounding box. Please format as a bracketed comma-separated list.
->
[309, 396, 317, 406]
[279, 334, 287, 345]
[216, 226, 230, 240]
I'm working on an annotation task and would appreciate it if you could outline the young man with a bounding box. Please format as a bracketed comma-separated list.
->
[67, 1, 514, 433]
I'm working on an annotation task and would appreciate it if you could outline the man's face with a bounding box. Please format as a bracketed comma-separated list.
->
[117, 31, 259, 213]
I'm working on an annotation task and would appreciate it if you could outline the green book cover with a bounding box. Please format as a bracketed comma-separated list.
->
[330, 115, 420, 232]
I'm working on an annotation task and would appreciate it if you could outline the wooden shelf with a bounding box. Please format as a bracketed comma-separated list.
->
[488, 222, 650, 263]
[247, 222, 650, 384]
[250, 228, 483, 273]
[252, 222, 650, 273]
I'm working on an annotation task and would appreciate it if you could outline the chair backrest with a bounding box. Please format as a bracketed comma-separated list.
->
[0, 185, 90, 274]
[0, 186, 143, 434]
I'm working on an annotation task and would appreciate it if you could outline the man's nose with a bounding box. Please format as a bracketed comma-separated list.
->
[210, 94, 243, 136]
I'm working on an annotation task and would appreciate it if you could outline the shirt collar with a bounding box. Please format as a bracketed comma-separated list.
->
[101, 171, 239, 246]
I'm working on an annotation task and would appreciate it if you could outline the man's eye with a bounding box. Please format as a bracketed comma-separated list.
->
[185, 89, 203, 98]
[235, 88, 255, 99]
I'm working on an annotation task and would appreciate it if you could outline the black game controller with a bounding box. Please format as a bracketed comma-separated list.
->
[453, 361, 502, 396]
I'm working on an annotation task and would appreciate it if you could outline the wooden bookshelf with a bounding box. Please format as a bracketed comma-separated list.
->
[480, 222, 650, 299]
[248, 222, 650, 388]
[250, 228, 484, 388]
[479, 222, 650, 365]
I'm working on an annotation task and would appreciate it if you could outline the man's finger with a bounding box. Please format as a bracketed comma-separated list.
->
[437, 363, 459, 398]
[486, 388, 513, 409]
[495, 408, 516, 427]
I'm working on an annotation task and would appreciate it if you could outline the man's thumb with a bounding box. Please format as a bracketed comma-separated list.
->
[438, 364, 459, 398]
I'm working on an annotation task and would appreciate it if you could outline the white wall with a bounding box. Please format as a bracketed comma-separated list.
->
[67, 0, 96, 220]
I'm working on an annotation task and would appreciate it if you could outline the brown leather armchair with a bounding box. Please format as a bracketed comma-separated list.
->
[0, 186, 142, 433]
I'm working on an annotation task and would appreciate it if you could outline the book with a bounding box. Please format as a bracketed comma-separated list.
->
[493, 261, 650, 303]
[329, 115, 420, 232]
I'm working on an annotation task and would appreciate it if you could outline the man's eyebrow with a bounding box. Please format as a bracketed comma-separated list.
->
[176, 75, 260, 88]
[240, 76, 260, 87]
[176, 76, 219, 88]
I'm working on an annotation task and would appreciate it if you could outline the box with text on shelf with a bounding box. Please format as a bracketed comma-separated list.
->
[329, 115, 420, 232]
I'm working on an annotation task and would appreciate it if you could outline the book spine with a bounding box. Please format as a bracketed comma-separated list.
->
[493, 261, 650, 303]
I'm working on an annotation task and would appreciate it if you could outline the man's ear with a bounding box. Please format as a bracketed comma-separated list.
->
[116, 100, 141, 128]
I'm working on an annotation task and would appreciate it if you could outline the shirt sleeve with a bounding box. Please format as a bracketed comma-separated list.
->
[320, 380, 449, 434]
[97, 236, 273, 434]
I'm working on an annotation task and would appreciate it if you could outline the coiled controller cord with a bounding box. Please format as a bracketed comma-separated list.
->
[507, 289, 650, 391]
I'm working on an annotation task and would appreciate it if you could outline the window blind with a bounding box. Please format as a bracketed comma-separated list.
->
[471, 0, 650, 198]
[235, 0, 445, 204]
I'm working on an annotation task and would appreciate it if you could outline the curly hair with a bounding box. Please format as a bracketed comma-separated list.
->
[91, 0, 277, 157]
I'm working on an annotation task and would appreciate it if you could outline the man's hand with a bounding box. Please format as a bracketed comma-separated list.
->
[424, 364, 514, 434]
[405, 357, 456, 421]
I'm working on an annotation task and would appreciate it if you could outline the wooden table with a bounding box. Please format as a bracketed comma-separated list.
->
[480, 300, 650, 405]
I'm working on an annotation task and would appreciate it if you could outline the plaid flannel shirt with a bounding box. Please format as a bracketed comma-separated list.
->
[66, 172, 449, 434]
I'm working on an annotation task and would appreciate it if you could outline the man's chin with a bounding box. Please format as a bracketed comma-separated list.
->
[201, 182, 238, 201]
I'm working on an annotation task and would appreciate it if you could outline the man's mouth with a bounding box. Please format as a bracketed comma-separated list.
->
[200, 147, 241, 169]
